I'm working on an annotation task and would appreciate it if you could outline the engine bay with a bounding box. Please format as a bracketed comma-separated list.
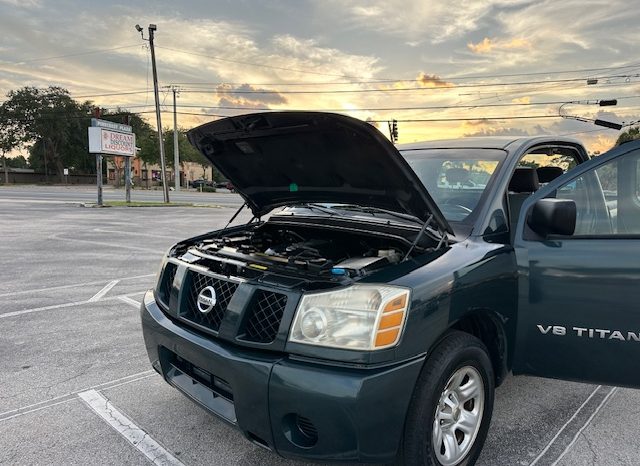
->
[177, 220, 435, 282]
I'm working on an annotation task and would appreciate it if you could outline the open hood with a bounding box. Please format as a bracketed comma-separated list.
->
[187, 112, 452, 234]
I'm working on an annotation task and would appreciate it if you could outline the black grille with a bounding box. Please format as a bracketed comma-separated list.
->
[158, 262, 177, 306]
[296, 415, 318, 444]
[180, 271, 239, 332]
[242, 290, 288, 343]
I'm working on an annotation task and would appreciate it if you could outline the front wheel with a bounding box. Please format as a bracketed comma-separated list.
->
[399, 332, 495, 466]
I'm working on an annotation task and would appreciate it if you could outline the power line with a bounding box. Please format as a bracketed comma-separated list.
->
[172, 75, 640, 95]
[138, 95, 640, 113]
[165, 60, 640, 86]
[156, 46, 374, 80]
[4, 73, 638, 106]
[6, 44, 141, 65]
[0, 89, 152, 105]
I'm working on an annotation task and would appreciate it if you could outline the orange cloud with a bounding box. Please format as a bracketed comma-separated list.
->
[589, 134, 617, 154]
[512, 96, 531, 104]
[468, 37, 531, 54]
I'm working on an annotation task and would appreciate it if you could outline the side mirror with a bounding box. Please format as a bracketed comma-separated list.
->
[527, 199, 576, 238]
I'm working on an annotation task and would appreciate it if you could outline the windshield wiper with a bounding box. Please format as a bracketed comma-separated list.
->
[334, 204, 450, 251]
[331, 204, 421, 224]
[291, 203, 342, 216]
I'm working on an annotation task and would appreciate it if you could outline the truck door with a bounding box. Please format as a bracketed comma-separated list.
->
[512, 141, 640, 387]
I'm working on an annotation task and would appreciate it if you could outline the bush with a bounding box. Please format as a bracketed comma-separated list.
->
[199, 186, 217, 192]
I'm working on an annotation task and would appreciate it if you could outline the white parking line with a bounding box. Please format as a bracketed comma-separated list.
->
[550, 387, 618, 466]
[0, 274, 154, 298]
[0, 399, 77, 423]
[79, 390, 184, 466]
[88, 280, 120, 302]
[119, 295, 142, 308]
[529, 384, 602, 465]
[0, 291, 146, 319]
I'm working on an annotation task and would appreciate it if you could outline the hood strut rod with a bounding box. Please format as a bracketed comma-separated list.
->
[403, 214, 434, 261]
[221, 202, 247, 232]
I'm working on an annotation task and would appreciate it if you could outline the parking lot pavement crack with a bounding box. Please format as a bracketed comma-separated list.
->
[549, 387, 618, 466]
[581, 432, 599, 466]
[41, 365, 93, 398]
[78, 389, 185, 466]
[0, 371, 154, 421]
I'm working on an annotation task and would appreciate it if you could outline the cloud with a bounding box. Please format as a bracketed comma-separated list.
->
[0, 0, 40, 7]
[269, 35, 381, 81]
[464, 126, 530, 137]
[417, 73, 455, 88]
[215, 83, 287, 109]
[463, 119, 494, 127]
[467, 37, 531, 54]
[324, 0, 531, 42]
[512, 96, 531, 104]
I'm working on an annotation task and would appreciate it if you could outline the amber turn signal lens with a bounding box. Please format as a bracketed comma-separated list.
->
[375, 328, 400, 347]
[379, 312, 404, 329]
[383, 294, 407, 313]
[374, 291, 409, 348]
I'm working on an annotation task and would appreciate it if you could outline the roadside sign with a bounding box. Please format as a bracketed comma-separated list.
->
[89, 117, 136, 206]
[91, 118, 132, 133]
[88, 127, 136, 156]
[63, 168, 69, 175]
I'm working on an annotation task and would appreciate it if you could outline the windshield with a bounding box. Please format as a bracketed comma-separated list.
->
[401, 148, 507, 222]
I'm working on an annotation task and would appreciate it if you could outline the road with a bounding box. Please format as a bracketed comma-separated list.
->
[0, 184, 245, 207]
[0, 186, 637, 465]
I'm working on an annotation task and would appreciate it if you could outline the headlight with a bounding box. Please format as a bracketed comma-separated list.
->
[155, 248, 172, 282]
[289, 285, 410, 351]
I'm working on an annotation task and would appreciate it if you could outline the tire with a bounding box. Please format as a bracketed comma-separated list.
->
[398, 331, 495, 466]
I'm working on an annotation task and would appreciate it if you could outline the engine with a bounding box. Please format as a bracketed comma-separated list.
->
[185, 222, 411, 281]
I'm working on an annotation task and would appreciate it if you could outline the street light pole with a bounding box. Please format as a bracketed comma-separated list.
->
[172, 86, 180, 191]
[141, 23, 170, 203]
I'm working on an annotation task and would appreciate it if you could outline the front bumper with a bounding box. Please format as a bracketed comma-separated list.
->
[141, 290, 424, 463]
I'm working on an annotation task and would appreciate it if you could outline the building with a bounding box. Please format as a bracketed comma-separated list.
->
[106, 156, 213, 188]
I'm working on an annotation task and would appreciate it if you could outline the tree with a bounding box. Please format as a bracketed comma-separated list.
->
[615, 126, 640, 146]
[0, 102, 20, 183]
[2, 86, 92, 182]
[163, 128, 215, 180]
[6, 155, 28, 169]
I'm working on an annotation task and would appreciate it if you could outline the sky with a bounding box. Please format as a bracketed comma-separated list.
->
[1, 0, 639, 154]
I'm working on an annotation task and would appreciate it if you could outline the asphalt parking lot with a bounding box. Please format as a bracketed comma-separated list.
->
[1, 186, 638, 466]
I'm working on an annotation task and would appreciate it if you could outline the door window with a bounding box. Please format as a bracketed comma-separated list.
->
[545, 151, 640, 236]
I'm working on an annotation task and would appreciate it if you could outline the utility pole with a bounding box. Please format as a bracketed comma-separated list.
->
[172, 86, 180, 191]
[137, 23, 170, 203]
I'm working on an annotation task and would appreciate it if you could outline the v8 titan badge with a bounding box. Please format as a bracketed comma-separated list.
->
[197, 286, 217, 314]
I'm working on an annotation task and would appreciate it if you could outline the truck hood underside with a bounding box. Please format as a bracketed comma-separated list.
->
[187, 111, 451, 234]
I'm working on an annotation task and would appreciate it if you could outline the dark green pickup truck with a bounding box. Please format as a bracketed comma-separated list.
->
[141, 112, 640, 465]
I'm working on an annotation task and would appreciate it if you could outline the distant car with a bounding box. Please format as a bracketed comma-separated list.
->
[225, 182, 234, 192]
[189, 179, 213, 188]
[215, 181, 229, 189]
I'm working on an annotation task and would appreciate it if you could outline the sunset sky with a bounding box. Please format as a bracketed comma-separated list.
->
[1, 0, 639, 154]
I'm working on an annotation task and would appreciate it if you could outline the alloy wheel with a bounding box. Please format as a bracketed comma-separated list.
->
[432, 365, 485, 466]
